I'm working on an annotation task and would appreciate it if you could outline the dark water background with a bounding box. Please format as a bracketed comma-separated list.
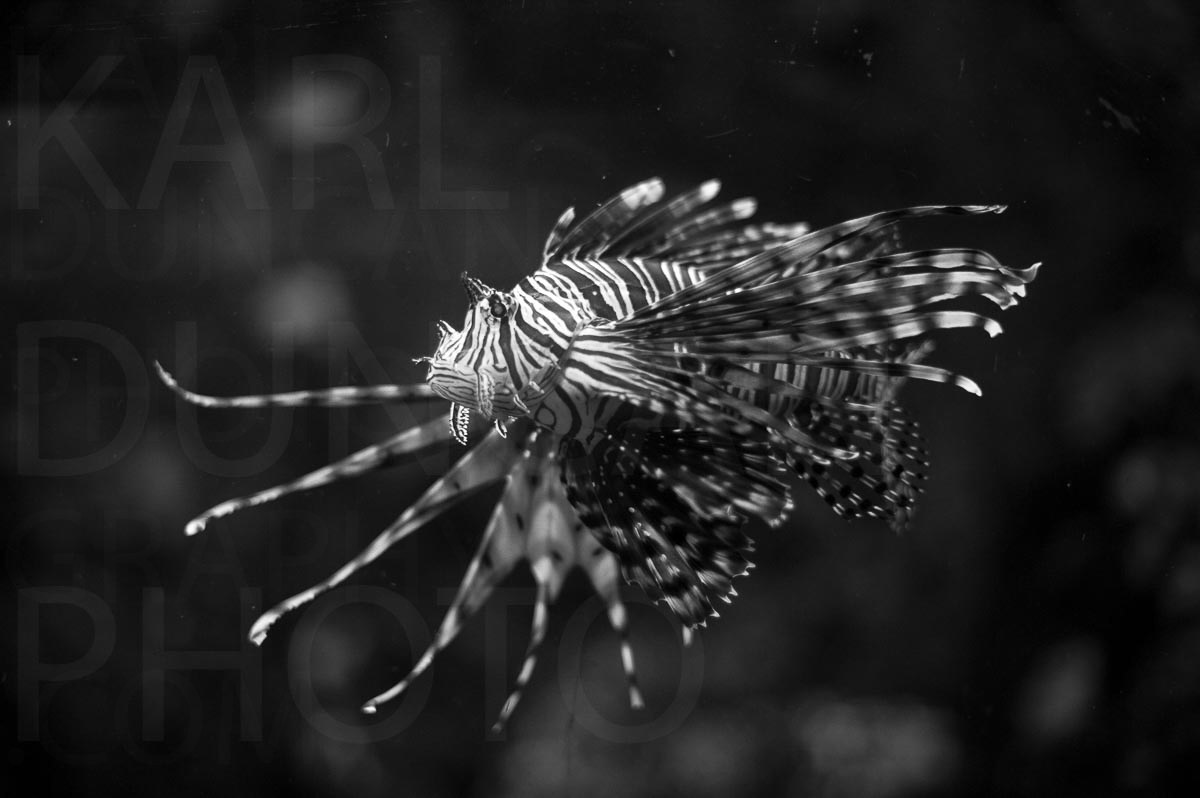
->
[4, 1, 1199, 795]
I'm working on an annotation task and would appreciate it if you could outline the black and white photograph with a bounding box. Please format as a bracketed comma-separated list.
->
[4, 1, 1198, 796]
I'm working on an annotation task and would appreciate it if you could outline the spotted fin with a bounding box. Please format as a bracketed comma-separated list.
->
[562, 427, 784, 628]
[792, 399, 929, 532]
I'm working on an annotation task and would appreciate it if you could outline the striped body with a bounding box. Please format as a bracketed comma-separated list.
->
[517, 257, 710, 438]
[522, 259, 894, 436]
[160, 178, 1038, 730]
[430, 254, 894, 443]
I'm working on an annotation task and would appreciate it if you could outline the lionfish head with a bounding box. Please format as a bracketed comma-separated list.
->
[419, 272, 518, 417]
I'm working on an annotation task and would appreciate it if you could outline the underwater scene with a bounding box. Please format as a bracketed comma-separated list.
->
[5, 1, 1198, 796]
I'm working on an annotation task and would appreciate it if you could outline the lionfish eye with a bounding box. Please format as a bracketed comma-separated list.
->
[488, 294, 507, 319]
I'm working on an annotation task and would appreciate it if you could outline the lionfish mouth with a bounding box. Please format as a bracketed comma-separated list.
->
[425, 361, 478, 403]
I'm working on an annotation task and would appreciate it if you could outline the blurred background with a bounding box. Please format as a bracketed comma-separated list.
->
[3, 0, 1199, 795]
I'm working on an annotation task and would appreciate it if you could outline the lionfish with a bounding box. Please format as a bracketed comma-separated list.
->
[158, 178, 1037, 730]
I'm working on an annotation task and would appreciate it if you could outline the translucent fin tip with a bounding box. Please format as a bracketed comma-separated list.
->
[154, 361, 181, 390]
[248, 616, 276, 647]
